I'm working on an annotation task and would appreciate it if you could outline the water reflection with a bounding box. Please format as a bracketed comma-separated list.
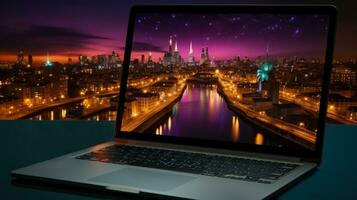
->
[147, 83, 259, 143]
[232, 116, 240, 142]
[87, 110, 117, 121]
[27, 96, 112, 120]
[255, 133, 264, 145]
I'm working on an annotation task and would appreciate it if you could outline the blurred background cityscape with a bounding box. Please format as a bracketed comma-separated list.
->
[0, 0, 356, 134]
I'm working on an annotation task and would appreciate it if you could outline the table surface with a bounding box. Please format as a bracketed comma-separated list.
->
[1, 121, 356, 200]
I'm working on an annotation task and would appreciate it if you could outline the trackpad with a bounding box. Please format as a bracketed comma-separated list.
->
[88, 167, 196, 192]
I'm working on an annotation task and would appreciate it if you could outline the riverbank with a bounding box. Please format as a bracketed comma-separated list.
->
[121, 84, 187, 132]
[216, 81, 315, 150]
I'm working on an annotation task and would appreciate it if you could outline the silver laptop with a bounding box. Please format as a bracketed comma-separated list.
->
[12, 5, 336, 200]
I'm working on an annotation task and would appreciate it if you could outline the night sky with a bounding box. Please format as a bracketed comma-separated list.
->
[0, 0, 356, 63]
[132, 13, 329, 61]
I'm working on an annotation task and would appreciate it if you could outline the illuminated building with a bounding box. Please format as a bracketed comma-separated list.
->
[141, 54, 145, 65]
[163, 36, 173, 66]
[44, 52, 53, 67]
[78, 55, 84, 65]
[200, 47, 210, 66]
[90, 56, 96, 64]
[169, 35, 173, 53]
[97, 54, 108, 68]
[188, 40, 195, 66]
[347, 106, 357, 121]
[257, 45, 272, 93]
[108, 51, 120, 68]
[331, 66, 356, 88]
[162, 36, 183, 67]
[173, 41, 180, 64]
[17, 51, 25, 65]
[147, 51, 153, 67]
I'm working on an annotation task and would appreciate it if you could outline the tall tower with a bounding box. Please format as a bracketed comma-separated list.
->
[169, 36, 173, 54]
[200, 48, 206, 65]
[174, 41, 178, 52]
[141, 54, 145, 64]
[188, 41, 194, 66]
[205, 47, 209, 64]
[257, 44, 272, 93]
[147, 51, 153, 67]
[173, 41, 179, 64]
[45, 52, 52, 67]
[28, 55, 33, 66]
[17, 51, 25, 65]
[148, 51, 152, 62]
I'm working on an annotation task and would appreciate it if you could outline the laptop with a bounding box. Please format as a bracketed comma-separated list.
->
[11, 5, 336, 200]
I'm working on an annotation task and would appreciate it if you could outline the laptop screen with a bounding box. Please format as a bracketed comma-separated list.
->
[121, 12, 330, 151]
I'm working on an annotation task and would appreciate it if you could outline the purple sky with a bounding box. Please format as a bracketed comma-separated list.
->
[0, 0, 356, 63]
[132, 13, 329, 61]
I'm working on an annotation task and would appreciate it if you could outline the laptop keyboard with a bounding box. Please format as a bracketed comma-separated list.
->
[76, 144, 299, 184]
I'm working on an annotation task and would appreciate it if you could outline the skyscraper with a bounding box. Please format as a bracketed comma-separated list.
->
[17, 51, 25, 65]
[147, 51, 153, 67]
[188, 41, 195, 66]
[28, 55, 33, 66]
[205, 47, 209, 63]
[45, 52, 52, 67]
[141, 54, 145, 65]
[173, 41, 180, 64]
[163, 36, 174, 66]
[148, 51, 152, 63]
[169, 35, 173, 54]
[200, 48, 205, 65]
[200, 47, 209, 66]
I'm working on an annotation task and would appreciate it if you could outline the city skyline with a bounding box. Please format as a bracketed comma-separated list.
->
[0, 0, 357, 63]
[132, 13, 329, 62]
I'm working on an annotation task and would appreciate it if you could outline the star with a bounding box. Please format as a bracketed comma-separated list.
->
[171, 14, 176, 18]
[206, 36, 210, 41]
[184, 22, 189, 27]
[292, 28, 301, 37]
[289, 16, 295, 22]
[208, 22, 213, 26]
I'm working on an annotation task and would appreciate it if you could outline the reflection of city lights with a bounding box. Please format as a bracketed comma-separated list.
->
[61, 109, 66, 119]
[168, 116, 172, 132]
[232, 116, 240, 142]
[255, 133, 264, 145]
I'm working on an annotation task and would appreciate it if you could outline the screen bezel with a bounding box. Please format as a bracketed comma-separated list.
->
[115, 5, 337, 163]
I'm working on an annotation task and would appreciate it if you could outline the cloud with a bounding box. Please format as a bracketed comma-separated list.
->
[120, 42, 165, 52]
[0, 25, 112, 55]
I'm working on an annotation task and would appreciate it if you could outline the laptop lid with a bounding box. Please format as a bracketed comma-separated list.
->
[115, 5, 336, 163]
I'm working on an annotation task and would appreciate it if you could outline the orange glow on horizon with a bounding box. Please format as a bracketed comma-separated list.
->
[0, 51, 124, 64]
